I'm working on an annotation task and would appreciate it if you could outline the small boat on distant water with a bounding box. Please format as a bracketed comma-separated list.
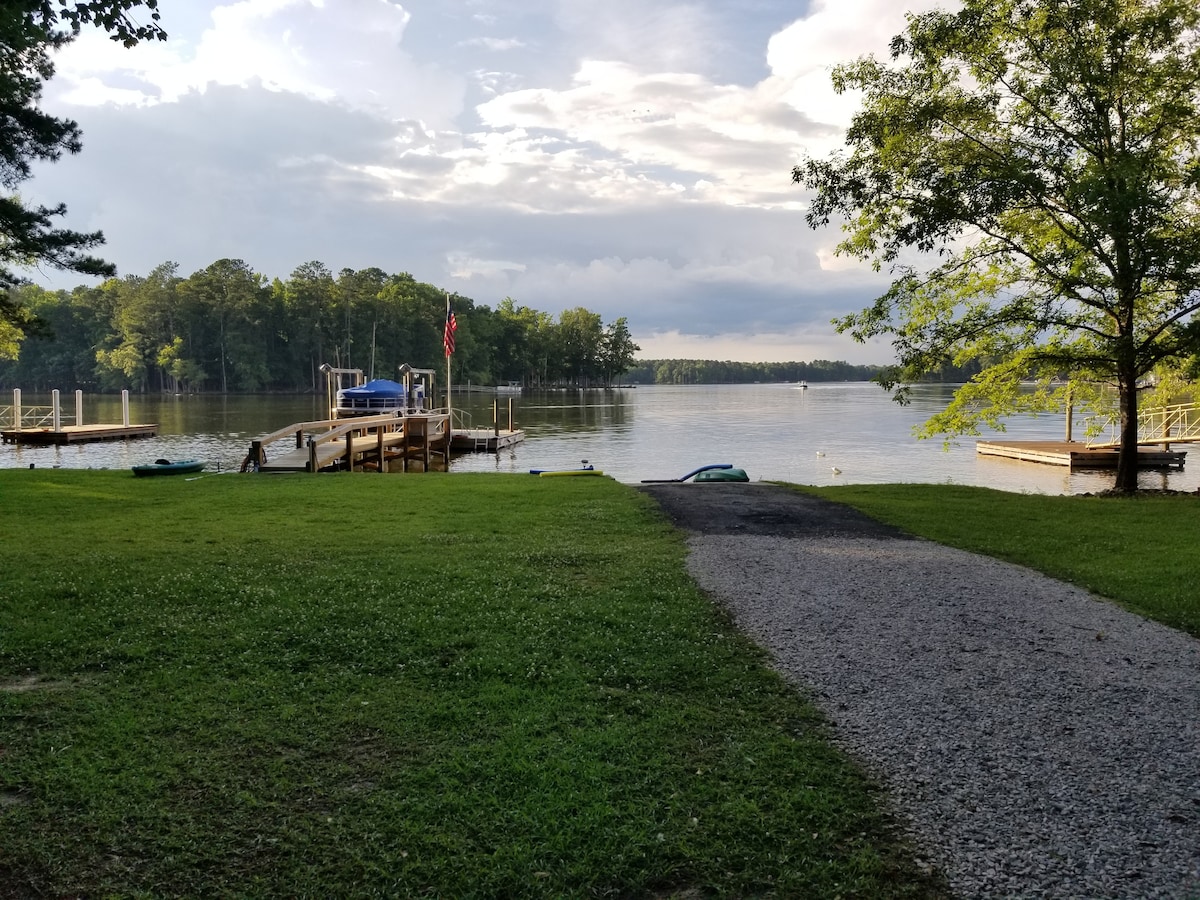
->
[132, 459, 205, 478]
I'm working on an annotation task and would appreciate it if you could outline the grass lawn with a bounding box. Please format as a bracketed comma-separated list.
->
[805, 483, 1200, 637]
[0, 470, 943, 898]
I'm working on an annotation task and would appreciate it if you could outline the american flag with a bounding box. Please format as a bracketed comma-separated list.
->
[443, 299, 458, 357]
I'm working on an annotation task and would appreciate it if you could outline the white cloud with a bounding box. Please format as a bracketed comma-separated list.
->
[460, 37, 526, 51]
[23, 0, 946, 366]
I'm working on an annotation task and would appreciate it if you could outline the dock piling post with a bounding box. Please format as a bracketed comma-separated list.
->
[121, 390, 130, 427]
[493, 399, 499, 437]
[75, 390, 83, 426]
[13, 389, 20, 429]
[250, 440, 265, 472]
[508, 397, 514, 432]
[52, 390, 61, 432]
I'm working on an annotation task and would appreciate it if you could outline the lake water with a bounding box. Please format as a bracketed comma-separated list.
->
[3, 383, 1195, 494]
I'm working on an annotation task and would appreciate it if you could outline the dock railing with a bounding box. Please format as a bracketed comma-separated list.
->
[0, 405, 62, 430]
[1085, 400, 1200, 449]
[247, 410, 451, 472]
[247, 412, 403, 470]
[3, 389, 90, 431]
[1138, 402, 1200, 446]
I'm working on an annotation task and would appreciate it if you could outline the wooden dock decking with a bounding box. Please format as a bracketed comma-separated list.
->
[1, 423, 157, 445]
[977, 440, 1187, 469]
[251, 413, 453, 473]
[451, 428, 525, 453]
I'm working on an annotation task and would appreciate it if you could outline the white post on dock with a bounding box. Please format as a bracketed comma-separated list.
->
[1065, 385, 1073, 442]
[52, 389, 61, 431]
[121, 390, 130, 427]
[75, 390, 83, 426]
[12, 388, 20, 429]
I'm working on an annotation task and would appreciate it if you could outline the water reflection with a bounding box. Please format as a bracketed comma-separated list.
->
[3, 384, 1195, 495]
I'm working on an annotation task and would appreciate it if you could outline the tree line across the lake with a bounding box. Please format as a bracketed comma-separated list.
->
[0, 260, 645, 392]
[0, 259, 900, 394]
[624, 359, 885, 384]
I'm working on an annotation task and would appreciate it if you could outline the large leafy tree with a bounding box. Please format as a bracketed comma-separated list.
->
[599, 317, 640, 386]
[794, 0, 1200, 492]
[0, 1, 165, 356]
[556, 307, 605, 386]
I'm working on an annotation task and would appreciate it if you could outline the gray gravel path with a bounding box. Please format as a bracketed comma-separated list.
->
[640, 483, 1200, 899]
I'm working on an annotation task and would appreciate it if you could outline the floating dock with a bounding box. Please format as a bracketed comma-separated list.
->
[3, 388, 156, 445]
[977, 440, 1186, 469]
[451, 428, 524, 453]
[1, 423, 157, 445]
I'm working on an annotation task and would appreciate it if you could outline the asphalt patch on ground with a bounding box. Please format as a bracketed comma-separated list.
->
[637, 482, 914, 540]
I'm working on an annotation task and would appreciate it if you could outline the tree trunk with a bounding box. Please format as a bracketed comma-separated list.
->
[1115, 370, 1139, 493]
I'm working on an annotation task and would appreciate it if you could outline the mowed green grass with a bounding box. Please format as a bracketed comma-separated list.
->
[0, 470, 943, 898]
[805, 483, 1200, 637]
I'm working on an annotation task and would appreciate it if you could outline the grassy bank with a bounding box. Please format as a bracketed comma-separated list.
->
[0, 471, 942, 898]
[807, 483, 1200, 637]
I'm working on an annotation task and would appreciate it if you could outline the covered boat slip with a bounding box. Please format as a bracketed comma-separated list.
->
[246, 412, 452, 473]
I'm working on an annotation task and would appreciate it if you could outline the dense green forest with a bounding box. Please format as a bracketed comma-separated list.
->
[0, 260, 641, 392]
[0, 258, 916, 394]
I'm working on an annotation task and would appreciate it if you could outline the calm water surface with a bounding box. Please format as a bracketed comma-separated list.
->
[4, 384, 1194, 495]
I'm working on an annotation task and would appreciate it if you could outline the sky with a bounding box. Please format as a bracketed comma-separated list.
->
[24, 0, 948, 364]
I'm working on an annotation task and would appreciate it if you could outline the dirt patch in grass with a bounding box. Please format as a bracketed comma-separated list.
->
[0, 674, 74, 693]
[0, 789, 29, 809]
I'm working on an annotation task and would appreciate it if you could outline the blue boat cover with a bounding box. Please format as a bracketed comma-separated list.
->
[339, 379, 406, 401]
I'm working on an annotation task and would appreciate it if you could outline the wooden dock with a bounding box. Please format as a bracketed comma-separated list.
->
[1, 423, 157, 445]
[249, 413, 453, 473]
[977, 440, 1186, 469]
[451, 428, 525, 453]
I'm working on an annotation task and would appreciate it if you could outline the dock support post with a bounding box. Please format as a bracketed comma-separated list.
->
[52, 389, 61, 431]
[1065, 387, 1073, 442]
[508, 397, 514, 432]
[493, 399, 499, 437]
[308, 437, 317, 473]
[248, 440, 265, 472]
[121, 390, 130, 427]
[346, 432, 355, 472]
[75, 390, 83, 426]
[13, 388, 20, 429]
[377, 429, 385, 473]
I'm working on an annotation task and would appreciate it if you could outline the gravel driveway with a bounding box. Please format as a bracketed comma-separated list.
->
[640, 482, 1200, 899]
